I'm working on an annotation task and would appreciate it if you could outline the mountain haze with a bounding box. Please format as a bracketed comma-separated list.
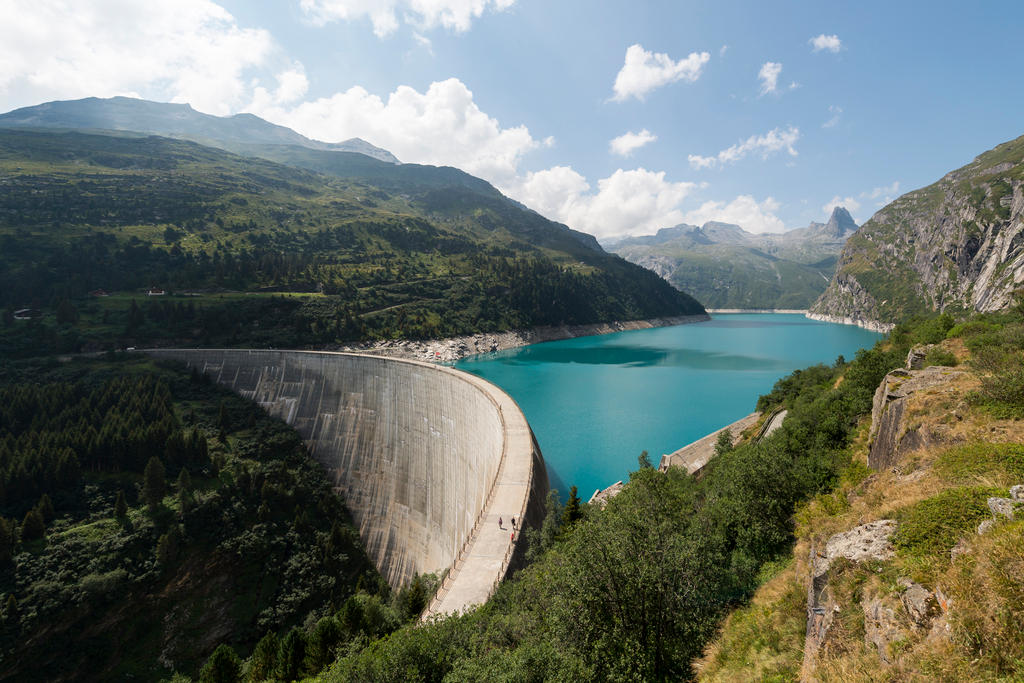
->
[0, 96, 400, 163]
[607, 207, 858, 309]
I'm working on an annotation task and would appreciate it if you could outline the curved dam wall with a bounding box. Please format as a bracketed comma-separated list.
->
[145, 349, 548, 607]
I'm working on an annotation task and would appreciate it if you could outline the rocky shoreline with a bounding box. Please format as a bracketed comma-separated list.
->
[337, 314, 710, 363]
[805, 311, 894, 334]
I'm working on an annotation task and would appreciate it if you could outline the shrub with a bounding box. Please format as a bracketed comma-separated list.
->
[922, 347, 958, 367]
[934, 443, 1024, 484]
[893, 487, 1002, 558]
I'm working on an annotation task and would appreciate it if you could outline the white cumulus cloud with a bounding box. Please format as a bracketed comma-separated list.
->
[511, 167, 697, 240]
[299, 0, 515, 37]
[611, 44, 710, 102]
[810, 34, 842, 53]
[822, 195, 861, 215]
[758, 61, 782, 95]
[609, 129, 657, 157]
[861, 181, 900, 206]
[250, 77, 539, 187]
[688, 126, 800, 169]
[684, 195, 785, 234]
[0, 0, 275, 115]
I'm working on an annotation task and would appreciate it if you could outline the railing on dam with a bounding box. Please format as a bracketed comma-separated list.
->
[144, 349, 548, 617]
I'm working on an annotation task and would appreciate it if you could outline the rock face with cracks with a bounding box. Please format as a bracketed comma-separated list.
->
[812, 133, 1024, 328]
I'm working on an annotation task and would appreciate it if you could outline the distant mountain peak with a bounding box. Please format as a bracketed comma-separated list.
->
[824, 206, 857, 237]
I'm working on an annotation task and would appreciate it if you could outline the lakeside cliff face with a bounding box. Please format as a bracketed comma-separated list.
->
[811, 134, 1024, 327]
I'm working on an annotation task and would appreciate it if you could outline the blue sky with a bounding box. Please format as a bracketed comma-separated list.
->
[2, 0, 1023, 238]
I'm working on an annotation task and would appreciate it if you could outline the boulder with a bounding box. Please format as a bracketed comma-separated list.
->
[863, 597, 904, 664]
[899, 577, 938, 627]
[988, 496, 1019, 520]
[1010, 484, 1024, 501]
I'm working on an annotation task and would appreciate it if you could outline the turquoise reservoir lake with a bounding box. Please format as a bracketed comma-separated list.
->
[455, 314, 882, 500]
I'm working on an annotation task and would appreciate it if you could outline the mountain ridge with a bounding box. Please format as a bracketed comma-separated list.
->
[811, 134, 1024, 327]
[606, 207, 858, 309]
[0, 95, 401, 163]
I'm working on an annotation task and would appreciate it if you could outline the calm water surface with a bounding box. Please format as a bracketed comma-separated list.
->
[455, 313, 882, 499]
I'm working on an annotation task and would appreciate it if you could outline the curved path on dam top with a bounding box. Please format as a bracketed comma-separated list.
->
[145, 349, 548, 617]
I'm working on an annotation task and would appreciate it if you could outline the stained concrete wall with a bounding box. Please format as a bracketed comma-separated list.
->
[145, 349, 548, 603]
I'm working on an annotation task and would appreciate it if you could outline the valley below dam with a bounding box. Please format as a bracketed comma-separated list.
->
[455, 313, 882, 499]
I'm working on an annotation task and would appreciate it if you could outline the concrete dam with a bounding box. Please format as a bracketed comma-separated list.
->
[145, 349, 549, 615]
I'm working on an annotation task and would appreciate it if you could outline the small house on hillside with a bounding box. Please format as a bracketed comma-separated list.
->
[146, 288, 166, 296]
[13, 308, 41, 320]
[89, 289, 110, 297]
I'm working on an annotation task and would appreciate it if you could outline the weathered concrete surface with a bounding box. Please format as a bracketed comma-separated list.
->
[145, 349, 548, 615]
[658, 413, 760, 474]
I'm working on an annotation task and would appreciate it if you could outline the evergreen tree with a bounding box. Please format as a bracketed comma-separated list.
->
[249, 631, 279, 682]
[4, 594, 17, 622]
[309, 616, 343, 671]
[156, 526, 181, 565]
[177, 468, 193, 513]
[562, 485, 583, 529]
[20, 509, 45, 542]
[143, 456, 166, 511]
[198, 643, 242, 683]
[55, 299, 79, 325]
[114, 490, 128, 520]
[0, 518, 13, 566]
[277, 627, 307, 681]
[36, 493, 55, 523]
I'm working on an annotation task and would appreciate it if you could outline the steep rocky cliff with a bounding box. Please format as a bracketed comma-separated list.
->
[812, 134, 1024, 327]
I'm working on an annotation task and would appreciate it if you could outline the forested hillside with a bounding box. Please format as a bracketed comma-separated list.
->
[0, 356, 420, 681]
[0, 127, 702, 357]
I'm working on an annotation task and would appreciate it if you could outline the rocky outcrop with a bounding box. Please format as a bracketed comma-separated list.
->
[804, 521, 897, 665]
[813, 134, 1024, 325]
[868, 366, 963, 470]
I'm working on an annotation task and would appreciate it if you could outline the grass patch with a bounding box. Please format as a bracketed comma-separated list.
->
[934, 442, 1024, 486]
[697, 560, 806, 682]
[922, 346, 958, 368]
[893, 486, 1003, 559]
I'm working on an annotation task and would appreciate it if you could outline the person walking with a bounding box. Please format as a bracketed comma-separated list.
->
[511, 516, 516, 529]
[498, 516, 502, 529]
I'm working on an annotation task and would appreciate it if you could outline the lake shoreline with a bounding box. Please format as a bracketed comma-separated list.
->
[336, 313, 711, 363]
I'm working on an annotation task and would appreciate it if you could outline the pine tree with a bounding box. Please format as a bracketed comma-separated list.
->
[0, 518, 13, 566]
[20, 508, 45, 542]
[277, 628, 307, 681]
[143, 456, 166, 511]
[177, 468, 193, 513]
[198, 643, 242, 683]
[4, 594, 17, 622]
[36, 493, 55, 523]
[114, 489, 128, 520]
[562, 485, 583, 529]
[249, 631, 279, 682]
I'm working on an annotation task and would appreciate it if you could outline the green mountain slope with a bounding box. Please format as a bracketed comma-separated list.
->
[0, 95, 400, 163]
[811, 133, 1024, 326]
[0, 127, 702, 356]
[607, 208, 856, 309]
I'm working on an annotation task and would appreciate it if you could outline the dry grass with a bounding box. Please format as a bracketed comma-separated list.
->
[700, 338, 1024, 682]
[695, 561, 806, 682]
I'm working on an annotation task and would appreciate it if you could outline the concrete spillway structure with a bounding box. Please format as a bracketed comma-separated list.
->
[145, 349, 548, 615]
